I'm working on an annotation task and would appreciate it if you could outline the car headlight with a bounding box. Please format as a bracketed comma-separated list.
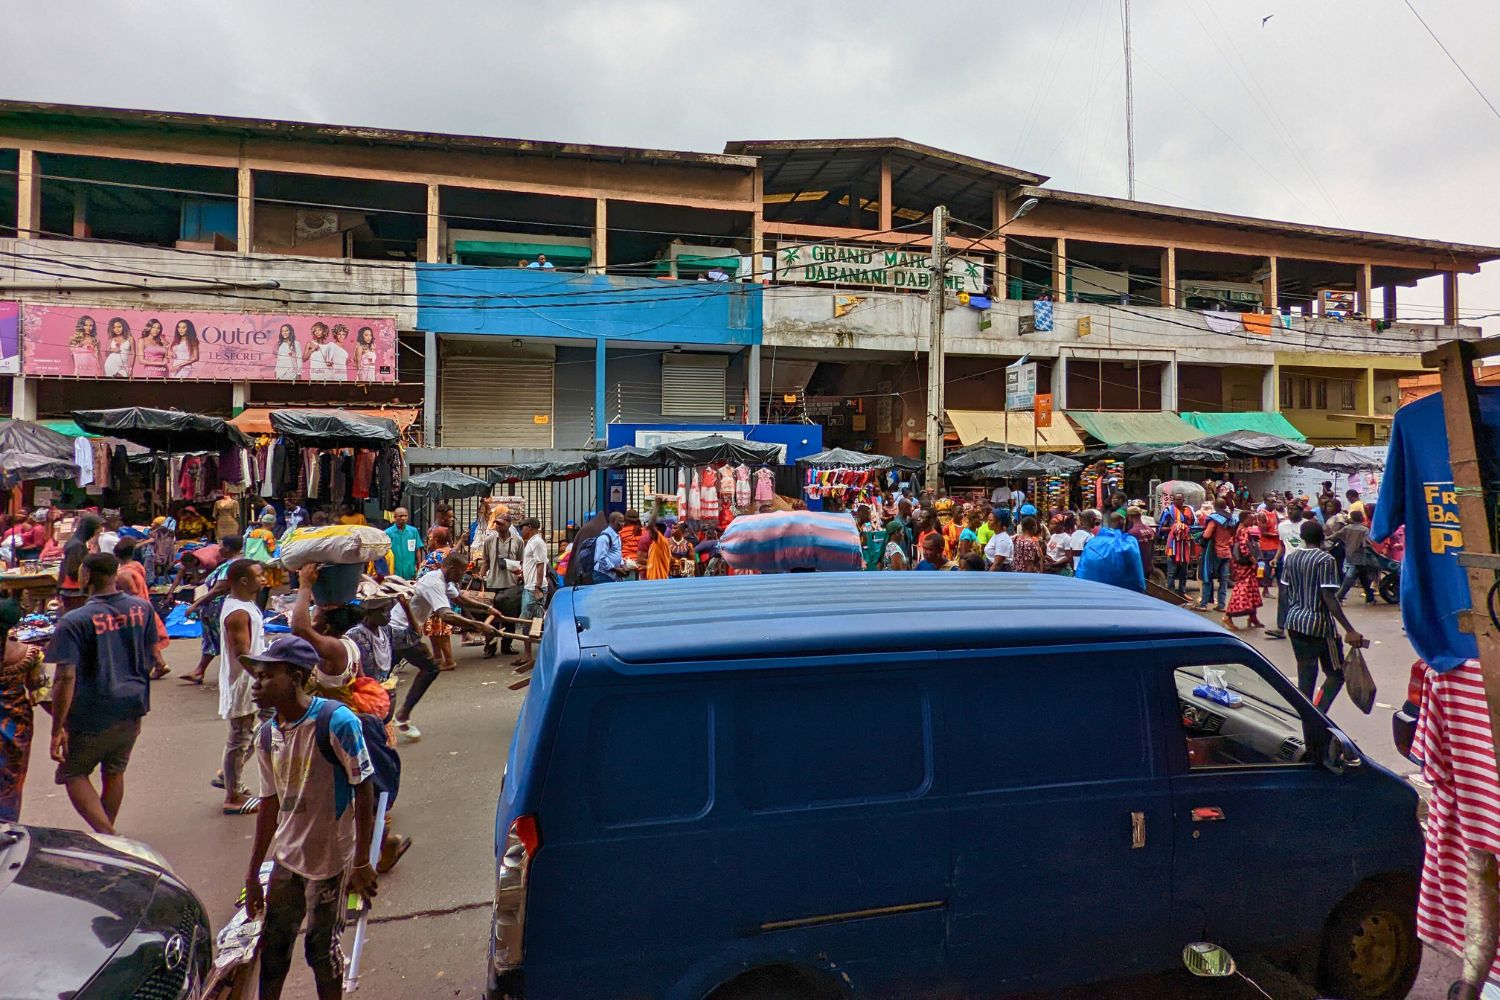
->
[90, 833, 176, 875]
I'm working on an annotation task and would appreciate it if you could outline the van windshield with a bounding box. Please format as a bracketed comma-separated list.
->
[1175, 663, 1310, 768]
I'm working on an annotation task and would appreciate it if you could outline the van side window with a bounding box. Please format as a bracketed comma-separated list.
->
[1175, 664, 1309, 769]
[957, 662, 1150, 791]
[735, 677, 930, 812]
[585, 691, 713, 826]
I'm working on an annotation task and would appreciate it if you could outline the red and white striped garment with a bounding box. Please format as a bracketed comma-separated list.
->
[1416, 659, 1500, 979]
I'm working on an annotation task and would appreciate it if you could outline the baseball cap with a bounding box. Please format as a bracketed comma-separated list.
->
[242, 635, 321, 672]
[1019, 504, 1038, 516]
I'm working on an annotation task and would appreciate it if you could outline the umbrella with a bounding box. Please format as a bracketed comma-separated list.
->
[972, 455, 1048, 478]
[656, 435, 783, 466]
[0, 420, 74, 461]
[270, 409, 399, 447]
[73, 407, 253, 451]
[403, 469, 493, 501]
[890, 455, 924, 472]
[943, 446, 1020, 474]
[0, 450, 79, 486]
[1292, 447, 1385, 474]
[1192, 429, 1314, 460]
[1125, 444, 1230, 469]
[798, 447, 895, 470]
[1034, 452, 1084, 474]
[719, 510, 864, 573]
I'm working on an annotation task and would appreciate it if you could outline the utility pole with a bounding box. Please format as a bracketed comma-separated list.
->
[924, 205, 949, 488]
[1123, 0, 1137, 200]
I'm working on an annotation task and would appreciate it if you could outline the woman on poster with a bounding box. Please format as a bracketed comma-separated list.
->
[356, 326, 379, 381]
[138, 319, 169, 378]
[328, 323, 351, 381]
[168, 319, 199, 377]
[304, 321, 333, 381]
[274, 324, 299, 380]
[102, 316, 135, 377]
[68, 315, 102, 377]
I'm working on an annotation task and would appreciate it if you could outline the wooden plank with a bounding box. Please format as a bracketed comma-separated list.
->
[1459, 552, 1500, 571]
[1424, 337, 1500, 367]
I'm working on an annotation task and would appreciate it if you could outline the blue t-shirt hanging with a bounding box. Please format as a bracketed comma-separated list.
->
[1373, 388, 1500, 672]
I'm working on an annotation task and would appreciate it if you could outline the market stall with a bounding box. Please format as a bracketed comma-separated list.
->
[267, 409, 406, 514]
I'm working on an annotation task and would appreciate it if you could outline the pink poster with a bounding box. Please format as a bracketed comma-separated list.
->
[20, 305, 398, 383]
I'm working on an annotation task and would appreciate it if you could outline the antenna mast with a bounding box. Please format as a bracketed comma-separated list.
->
[1123, 0, 1137, 200]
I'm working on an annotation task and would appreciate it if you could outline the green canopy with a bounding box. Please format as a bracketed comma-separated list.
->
[1180, 411, 1307, 442]
[1065, 410, 1203, 448]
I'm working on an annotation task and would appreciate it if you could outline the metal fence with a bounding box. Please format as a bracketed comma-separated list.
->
[406, 465, 599, 554]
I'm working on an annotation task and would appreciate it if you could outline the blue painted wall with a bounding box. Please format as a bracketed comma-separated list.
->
[415, 266, 761, 346]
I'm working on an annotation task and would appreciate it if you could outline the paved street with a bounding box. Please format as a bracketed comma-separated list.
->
[17, 588, 1460, 999]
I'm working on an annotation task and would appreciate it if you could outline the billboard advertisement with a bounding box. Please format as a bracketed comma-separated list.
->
[20, 305, 398, 383]
[0, 302, 16, 375]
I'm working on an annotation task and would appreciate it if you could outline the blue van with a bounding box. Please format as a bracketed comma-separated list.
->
[487, 574, 1422, 1000]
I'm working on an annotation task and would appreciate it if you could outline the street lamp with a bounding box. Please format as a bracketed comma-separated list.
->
[1008, 197, 1040, 225]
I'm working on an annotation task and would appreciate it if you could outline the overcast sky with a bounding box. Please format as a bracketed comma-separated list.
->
[5, 0, 1498, 328]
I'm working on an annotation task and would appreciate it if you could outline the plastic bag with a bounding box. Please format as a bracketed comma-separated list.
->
[278, 525, 391, 570]
[1073, 529, 1146, 593]
[1343, 642, 1377, 715]
[1193, 667, 1243, 708]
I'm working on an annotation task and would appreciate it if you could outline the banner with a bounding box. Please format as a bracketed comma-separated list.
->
[0, 302, 16, 375]
[1005, 361, 1037, 411]
[1034, 393, 1053, 429]
[776, 242, 985, 294]
[20, 305, 398, 383]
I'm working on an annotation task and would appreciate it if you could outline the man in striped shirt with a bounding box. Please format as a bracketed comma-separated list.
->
[1280, 519, 1364, 714]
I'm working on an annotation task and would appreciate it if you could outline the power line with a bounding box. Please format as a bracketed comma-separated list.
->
[1403, 0, 1500, 124]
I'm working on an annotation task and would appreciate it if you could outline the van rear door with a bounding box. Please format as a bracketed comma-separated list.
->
[944, 648, 1173, 992]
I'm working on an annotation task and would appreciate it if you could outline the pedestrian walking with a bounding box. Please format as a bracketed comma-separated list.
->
[45, 552, 162, 834]
[1196, 500, 1236, 612]
[1158, 491, 1196, 598]
[1333, 509, 1379, 603]
[383, 507, 424, 581]
[219, 559, 267, 815]
[1280, 519, 1363, 714]
[592, 512, 628, 583]
[241, 635, 378, 1000]
[0, 599, 49, 822]
[1223, 513, 1264, 630]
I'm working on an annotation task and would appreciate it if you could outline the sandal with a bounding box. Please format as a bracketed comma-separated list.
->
[377, 835, 413, 875]
[150, 665, 171, 680]
[1220, 614, 1239, 630]
[179, 673, 205, 685]
[223, 797, 262, 815]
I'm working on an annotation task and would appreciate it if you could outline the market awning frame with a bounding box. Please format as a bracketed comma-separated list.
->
[945, 409, 1085, 453]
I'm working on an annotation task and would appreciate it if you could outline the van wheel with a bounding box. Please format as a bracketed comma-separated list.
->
[1379, 573, 1400, 605]
[705, 966, 830, 1000]
[1317, 880, 1420, 1000]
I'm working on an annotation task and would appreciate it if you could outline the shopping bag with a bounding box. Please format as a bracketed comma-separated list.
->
[1342, 642, 1378, 715]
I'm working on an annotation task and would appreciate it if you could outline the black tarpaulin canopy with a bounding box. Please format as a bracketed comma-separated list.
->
[1033, 452, 1084, 474]
[486, 459, 592, 483]
[890, 455, 923, 472]
[270, 409, 399, 447]
[72, 407, 253, 451]
[0, 420, 75, 461]
[0, 451, 79, 486]
[798, 447, 896, 470]
[654, 435, 783, 466]
[943, 446, 1019, 474]
[403, 469, 493, 500]
[972, 454, 1049, 478]
[1191, 429, 1314, 460]
[589, 446, 658, 471]
[1125, 443, 1230, 469]
[1291, 447, 1385, 473]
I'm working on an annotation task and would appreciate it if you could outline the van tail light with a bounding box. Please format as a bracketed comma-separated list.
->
[491, 814, 540, 975]
[1407, 661, 1426, 709]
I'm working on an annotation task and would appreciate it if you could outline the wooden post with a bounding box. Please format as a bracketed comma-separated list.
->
[591, 198, 607, 274]
[1052, 237, 1067, 302]
[991, 189, 1008, 299]
[236, 166, 253, 255]
[1383, 285, 1398, 322]
[751, 167, 765, 283]
[1444, 271, 1461, 326]
[1261, 256, 1278, 312]
[1355, 262, 1373, 318]
[16, 149, 41, 238]
[71, 189, 89, 239]
[878, 156, 893, 232]
[1159, 247, 1176, 307]
[425, 184, 442, 264]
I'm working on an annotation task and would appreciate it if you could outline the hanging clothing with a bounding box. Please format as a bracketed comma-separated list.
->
[352, 450, 376, 500]
[753, 468, 774, 503]
[1033, 299, 1054, 332]
[733, 465, 751, 509]
[1200, 311, 1242, 335]
[74, 438, 95, 488]
[90, 440, 111, 489]
[699, 467, 720, 522]
[302, 448, 321, 499]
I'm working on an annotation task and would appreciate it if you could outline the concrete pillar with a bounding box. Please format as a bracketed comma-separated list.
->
[1262, 364, 1278, 412]
[1383, 285, 1398, 322]
[1444, 271, 1460, 325]
[71, 189, 90, 239]
[423, 330, 438, 445]
[231, 382, 249, 414]
[1159, 247, 1176, 307]
[16, 149, 41, 238]
[879, 156, 893, 232]
[1261, 256, 1278, 312]
[1051, 237, 1067, 302]
[747, 343, 762, 424]
[750, 168, 765, 283]
[591, 198, 607, 274]
[236, 166, 253, 255]
[425, 185, 442, 264]
[991, 190, 1008, 298]
[1160, 357, 1179, 411]
[11, 376, 36, 421]
[1051, 354, 1069, 410]
[1364, 365, 1377, 416]
[594, 338, 607, 442]
[1355, 262, 1373, 318]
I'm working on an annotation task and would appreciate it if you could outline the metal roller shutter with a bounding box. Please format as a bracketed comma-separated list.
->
[440, 351, 554, 448]
[661, 353, 729, 418]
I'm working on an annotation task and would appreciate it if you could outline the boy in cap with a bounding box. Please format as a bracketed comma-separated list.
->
[242, 634, 377, 1000]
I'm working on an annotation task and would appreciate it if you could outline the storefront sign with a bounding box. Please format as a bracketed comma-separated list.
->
[1006, 361, 1037, 411]
[777, 243, 985, 294]
[20, 305, 398, 383]
[1034, 393, 1053, 428]
[0, 302, 16, 375]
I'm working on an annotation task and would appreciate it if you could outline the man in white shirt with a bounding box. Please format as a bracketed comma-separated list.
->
[96, 510, 122, 555]
[514, 519, 549, 670]
[1071, 510, 1100, 557]
[219, 558, 267, 814]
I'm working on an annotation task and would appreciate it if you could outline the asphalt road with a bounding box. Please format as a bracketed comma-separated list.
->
[16, 585, 1462, 999]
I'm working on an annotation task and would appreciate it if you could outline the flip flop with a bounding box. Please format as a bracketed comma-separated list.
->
[377, 835, 413, 875]
[150, 666, 171, 680]
[179, 674, 205, 685]
[223, 798, 262, 815]
[210, 774, 225, 790]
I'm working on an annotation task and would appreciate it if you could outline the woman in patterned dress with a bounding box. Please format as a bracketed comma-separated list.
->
[1010, 515, 1047, 574]
[1224, 512, 1265, 630]
[0, 599, 49, 822]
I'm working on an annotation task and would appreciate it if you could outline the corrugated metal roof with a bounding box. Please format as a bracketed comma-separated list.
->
[1066, 410, 1204, 447]
[1180, 411, 1307, 441]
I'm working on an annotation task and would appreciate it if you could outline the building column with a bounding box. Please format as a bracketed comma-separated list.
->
[594, 338, 607, 442]
[1364, 365, 1377, 416]
[1262, 364, 1278, 412]
[1051, 237, 1067, 302]
[1159, 246, 1177, 307]
[424, 184, 442, 264]
[747, 343, 762, 424]
[422, 330, 438, 445]
[1355, 262, 1373, 318]
[990, 189, 1008, 298]
[1383, 285, 1398, 322]
[16, 149, 41, 238]
[1261, 256, 1278, 312]
[71, 189, 90, 239]
[1444, 271, 1460, 325]
[1051, 353, 1069, 410]
[231, 382, 249, 414]
[11, 376, 35, 421]
[1160, 357, 1179, 411]
[591, 198, 607, 274]
[236, 166, 253, 255]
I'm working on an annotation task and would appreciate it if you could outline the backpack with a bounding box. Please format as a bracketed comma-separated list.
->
[260, 698, 401, 806]
[572, 532, 600, 586]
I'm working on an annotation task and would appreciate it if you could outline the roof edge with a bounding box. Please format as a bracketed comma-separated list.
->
[725, 137, 1048, 185]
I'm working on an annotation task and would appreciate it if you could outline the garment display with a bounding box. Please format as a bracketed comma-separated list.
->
[733, 465, 751, 509]
[74, 438, 95, 488]
[699, 467, 720, 522]
[803, 467, 880, 507]
[352, 450, 376, 499]
[753, 468, 774, 503]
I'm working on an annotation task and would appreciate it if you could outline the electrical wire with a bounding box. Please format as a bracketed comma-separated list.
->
[1403, 0, 1500, 124]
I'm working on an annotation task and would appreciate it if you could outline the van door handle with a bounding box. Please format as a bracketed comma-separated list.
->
[1191, 806, 1225, 822]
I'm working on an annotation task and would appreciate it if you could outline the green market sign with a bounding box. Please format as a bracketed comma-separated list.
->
[777, 242, 986, 294]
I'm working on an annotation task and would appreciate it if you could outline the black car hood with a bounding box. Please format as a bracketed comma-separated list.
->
[0, 824, 164, 998]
